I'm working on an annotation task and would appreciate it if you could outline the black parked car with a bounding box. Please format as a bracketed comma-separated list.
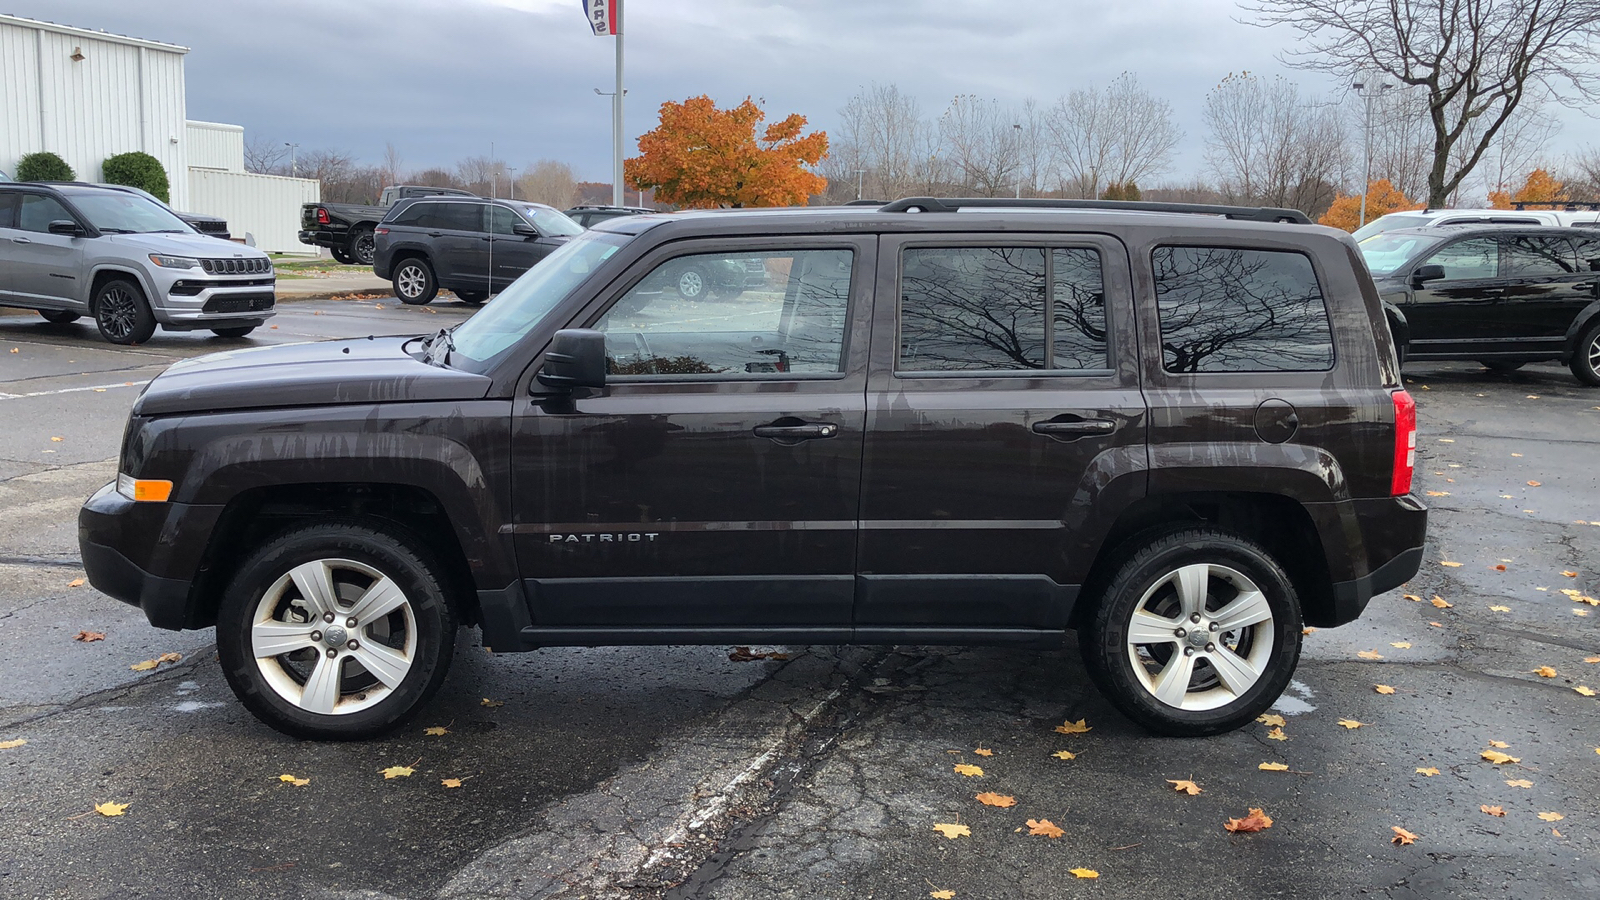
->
[563, 204, 655, 229]
[372, 197, 584, 305]
[79, 196, 1426, 740]
[1361, 224, 1600, 384]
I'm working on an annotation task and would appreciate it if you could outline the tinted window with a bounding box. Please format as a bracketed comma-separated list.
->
[1575, 237, 1600, 273]
[1153, 246, 1334, 373]
[1424, 238, 1497, 280]
[404, 202, 446, 229]
[1500, 235, 1577, 277]
[487, 205, 524, 236]
[0, 193, 18, 229]
[898, 246, 1108, 372]
[17, 194, 76, 233]
[596, 249, 853, 377]
[387, 202, 428, 226]
[434, 203, 482, 232]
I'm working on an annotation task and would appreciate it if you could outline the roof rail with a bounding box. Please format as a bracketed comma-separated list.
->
[877, 196, 1312, 224]
[1511, 201, 1600, 211]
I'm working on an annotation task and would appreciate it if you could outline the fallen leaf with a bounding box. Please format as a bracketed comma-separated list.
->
[1506, 779, 1533, 788]
[1426, 491, 1449, 497]
[1051, 750, 1077, 760]
[953, 764, 984, 778]
[129, 659, 159, 671]
[1358, 650, 1384, 660]
[1374, 684, 1396, 695]
[1528, 480, 1542, 487]
[95, 801, 128, 817]
[1481, 805, 1506, 817]
[67, 577, 84, 587]
[480, 698, 504, 708]
[1489, 605, 1511, 612]
[8, 348, 15, 353]
[1576, 686, 1597, 697]
[1482, 750, 1521, 765]
[1560, 588, 1581, 597]
[1026, 818, 1065, 838]
[1391, 641, 1412, 649]
[1512, 452, 1523, 457]
[1302, 627, 1316, 635]
[1533, 666, 1558, 678]
[1431, 596, 1453, 609]
[973, 747, 993, 757]
[1493, 564, 1507, 571]
[380, 765, 414, 779]
[1391, 826, 1418, 845]
[50, 436, 63, 443]
[1586, 657, 1600, 664]
[1429, 621, 1444, 627]
[278, 774, 310, 786]
[930, 891, 956, 899]
[441, 778, 463, 789]
[1562, 571, 1578, 578]
[1440, 561, 1463, 568]
[1338, 719, 1367, 729]
[1574, 609, 1591, 617]
[73, 630, 105, 642]
[424, 726, 448, 736]
[1224, 808, 1274, 833]
[1437, 437, 1454, 442]
[0, 739, 27, 750]
[975, 791, 1016, 807]
[1069, 868, 1099, 880]
[1054, 718, 1091, 735]
[1267, 726, 1288, 740]
[1404, 594, 1423, 603]
[1577, 596, 1599, 606]
[1168, 779, 1203, 795]
[1538, 811, 1565, 822]
[1415, 766, 1439, 776]
[1259, 762, 1290, 771]
[1553, 828, 1564, 837]
[1488, 740, 1510, 748]
[932, 822, 970, 839]
[1256, 713, 1286, 727]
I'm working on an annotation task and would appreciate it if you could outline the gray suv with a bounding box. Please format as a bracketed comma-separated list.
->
[0, 182, 275, 344]
[372, 197, 582, 305]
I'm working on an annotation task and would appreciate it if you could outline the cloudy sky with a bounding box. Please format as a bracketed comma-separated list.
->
[9, 0, 1599, 185]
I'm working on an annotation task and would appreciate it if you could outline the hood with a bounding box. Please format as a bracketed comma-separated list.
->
[105, 232, 267, 258]
[133, 337, 493, 416]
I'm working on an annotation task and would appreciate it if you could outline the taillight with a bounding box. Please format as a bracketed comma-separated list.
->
[1391, 389, 1416, 496]
[316, 208, 330, 224]
[374, 226, 389, 236]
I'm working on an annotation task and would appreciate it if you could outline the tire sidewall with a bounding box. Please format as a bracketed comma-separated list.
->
[350, 228, 377, 266]
[394, 258, 437, 305]
[1572, 320, 1600, 386]
[216, 524, 456, 740]
[1085, 529, 1303, 736]
[93, 278, 156, 345]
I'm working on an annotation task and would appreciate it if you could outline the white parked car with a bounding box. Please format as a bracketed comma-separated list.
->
[1354, 206, 1600, 242]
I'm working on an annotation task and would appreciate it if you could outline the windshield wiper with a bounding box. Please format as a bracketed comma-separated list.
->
[424, 327, 456, 367]
[97, 227, 137, 234]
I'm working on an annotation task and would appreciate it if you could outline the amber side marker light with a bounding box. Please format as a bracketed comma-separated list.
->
[116, 474, 173, 502]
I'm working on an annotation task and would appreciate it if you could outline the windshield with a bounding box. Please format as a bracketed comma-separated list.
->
[449, 231, 629, 365]
[529, 207, 584, 237]
[1352, 213, 1432, 243]
[67, 191, 192, 234]
[1359, 232, 1443, 276]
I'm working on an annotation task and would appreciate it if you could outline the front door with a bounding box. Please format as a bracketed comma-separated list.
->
[1405, 236, 1501, 353]
[2, 193, 83, 307]
[510, 238, 874, 633]
[484, 206, 559, 291]
[856, 235, 1146, 634]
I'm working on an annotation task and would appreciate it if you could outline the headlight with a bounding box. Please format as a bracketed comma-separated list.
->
[116, 473, 173, 502]
[148, 254, 201, 269]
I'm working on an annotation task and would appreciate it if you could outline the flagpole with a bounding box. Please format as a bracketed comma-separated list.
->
[612, 0, 624, 207]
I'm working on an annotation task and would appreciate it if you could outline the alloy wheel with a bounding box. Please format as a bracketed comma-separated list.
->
[677, 269, 704, 298]
[396, 265, 425, 299]
[1124, 563, 1275, 711]
[96, 285, 139, 341]
[354, 234, 376, 265]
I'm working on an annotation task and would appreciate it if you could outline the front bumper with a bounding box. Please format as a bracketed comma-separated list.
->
[78, 481, 223, 630]
[150, 271, 277, 329]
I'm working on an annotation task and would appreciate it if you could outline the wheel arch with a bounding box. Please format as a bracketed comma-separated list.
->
[1562, 297, 1600, 353]
[88, 265, 155, 308]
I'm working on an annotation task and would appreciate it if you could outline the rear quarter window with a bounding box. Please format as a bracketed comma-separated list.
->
[1153, 246, 1334, 373]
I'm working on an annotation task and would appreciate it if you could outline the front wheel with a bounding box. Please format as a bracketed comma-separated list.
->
[93, 278, 157, 345]
[392, 257, 438, 305]
[216, 523, 458, 740]
[1571, 320, 1600, 387]
[1083, 527, 1302, 736]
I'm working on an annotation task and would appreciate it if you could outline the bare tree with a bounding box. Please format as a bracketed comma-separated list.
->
[411, 168, 464, 190]
[1045, 73, 1182, 198]
[939, 95, 1025, 197]
[1566, 147, 1600, 201]
[1357, 84, 1435, 200]
[243, 136, 289, 175]
[1204, 72, 1348, 216]
[517, 159, 580, 208]
[381, 142, 405, 188]
[1242, 0, 1600, 207]
[830, 83, 942, 202]
[1456, 97, 1559, 204]
[456, 155, 512, 197]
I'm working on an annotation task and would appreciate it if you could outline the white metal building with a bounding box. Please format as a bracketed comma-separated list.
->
[0, 14, 319, 253]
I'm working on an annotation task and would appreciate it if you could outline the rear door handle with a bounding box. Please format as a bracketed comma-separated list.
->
[753, 421, 839, 442]
[428, 231, 443, 237]
[1031, 417, 1118, 440]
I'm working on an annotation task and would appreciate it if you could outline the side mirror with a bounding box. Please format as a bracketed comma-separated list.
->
[537, 329, 607, 391]
[512, 221, 539, 237]
[47, 219, 82, 236]
[1411, 263, 1446, 286]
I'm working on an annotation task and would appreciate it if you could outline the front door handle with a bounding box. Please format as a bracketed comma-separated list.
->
[753, 421, 839, 442]
[1031, 417, 1118, 440]
[11, 237, 32, 244]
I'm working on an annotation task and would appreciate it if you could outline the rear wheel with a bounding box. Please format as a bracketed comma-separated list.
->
[1571, 320, 1600, 387]
[92, 278, 157, 345]
[215, 523, 457, 740]
[211, 326, 256, 338]
[1083, 527, 1302, 736]
[348, 227, 377, 266]
[675, 265, 710, 299]
[39, 310, 81, 324]
[393, 257, 438, 305]
[330, 248, 354, 265]
[454, 291, 488, 305]
[1480, 360, 1525, 373]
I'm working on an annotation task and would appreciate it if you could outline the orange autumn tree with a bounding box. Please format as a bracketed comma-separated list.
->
[1488, 168, 1568, 209]
[625, 96, 828, 208]
[1318, 180, 1422, 232]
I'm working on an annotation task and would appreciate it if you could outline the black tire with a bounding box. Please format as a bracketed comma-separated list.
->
[675, 264, 710, 299]
[330, 248, 354, 265]
[1480, 360, 1525, 373]
[39, 310, 81, 324]
[211, 326, 256, 338]
[92, 277, 157, 345]
[1571, 319, 1600, 387]
[348, 227, 377, 266]
[454, 291, 488, 305]
[1082, 527, 1302, 737]
[392, 257, 438, 305]
[215, 522, 458, 740]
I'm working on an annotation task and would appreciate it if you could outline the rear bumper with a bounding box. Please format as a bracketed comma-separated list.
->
[298, 229, 347, 249]
[78, 481, 219, 630]
[1320, 494, 1428, 626]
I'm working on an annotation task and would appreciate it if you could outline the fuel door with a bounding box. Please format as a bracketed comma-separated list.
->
[1253, 398, 1299, 444]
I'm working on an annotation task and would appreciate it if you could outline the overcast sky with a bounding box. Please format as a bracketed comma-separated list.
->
[10, 0, 1599, 185]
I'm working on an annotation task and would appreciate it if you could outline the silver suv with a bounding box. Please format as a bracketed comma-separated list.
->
[0, 182, 275, 344]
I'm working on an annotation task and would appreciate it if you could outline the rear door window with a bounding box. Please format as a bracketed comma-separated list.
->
[0, 193, 17, 229]
[434, 203, 482, 233]
[1499, 235, 1578, 277]
[1153, 246, 1334, 373]
[1575, 237, 1600, 272]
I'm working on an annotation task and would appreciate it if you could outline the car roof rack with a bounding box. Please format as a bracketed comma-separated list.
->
[877, 196, 1312, 224]
[1511, 201, 1600, 211]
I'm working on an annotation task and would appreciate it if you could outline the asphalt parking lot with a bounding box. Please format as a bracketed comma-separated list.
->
[1, 298, 1597, 899]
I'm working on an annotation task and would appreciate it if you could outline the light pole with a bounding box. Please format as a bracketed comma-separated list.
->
[854, 168, 867, 200]
[1352, 77, 1393, 226]
[507, 166, 516, 201]
[284, 142, 299, 178]
[595, 87, 627, 205]
[1013, 123, 1023, 198]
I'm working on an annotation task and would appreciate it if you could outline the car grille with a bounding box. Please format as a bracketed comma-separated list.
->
[193, 221, 230, 236]
[202, 294, 276, 314]
[200, 257, 272, 275]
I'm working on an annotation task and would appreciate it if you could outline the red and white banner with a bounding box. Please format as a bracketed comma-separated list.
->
[582, 0, 618, 35]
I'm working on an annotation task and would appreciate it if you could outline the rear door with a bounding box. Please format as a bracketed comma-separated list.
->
[426, 202, 486, 287]
[1497, 233, 1595, 346]
[855, 235, 1145, 634]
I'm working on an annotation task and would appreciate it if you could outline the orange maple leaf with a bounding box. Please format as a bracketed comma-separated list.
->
[1392, 825, 1418, 845]
[975, 792, 1016, 808]
[1026, 818, 1065, 838]
[1224, 808, 1274, 833]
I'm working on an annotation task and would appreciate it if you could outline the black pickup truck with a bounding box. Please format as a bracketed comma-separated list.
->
[299, 185, 474, 265]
